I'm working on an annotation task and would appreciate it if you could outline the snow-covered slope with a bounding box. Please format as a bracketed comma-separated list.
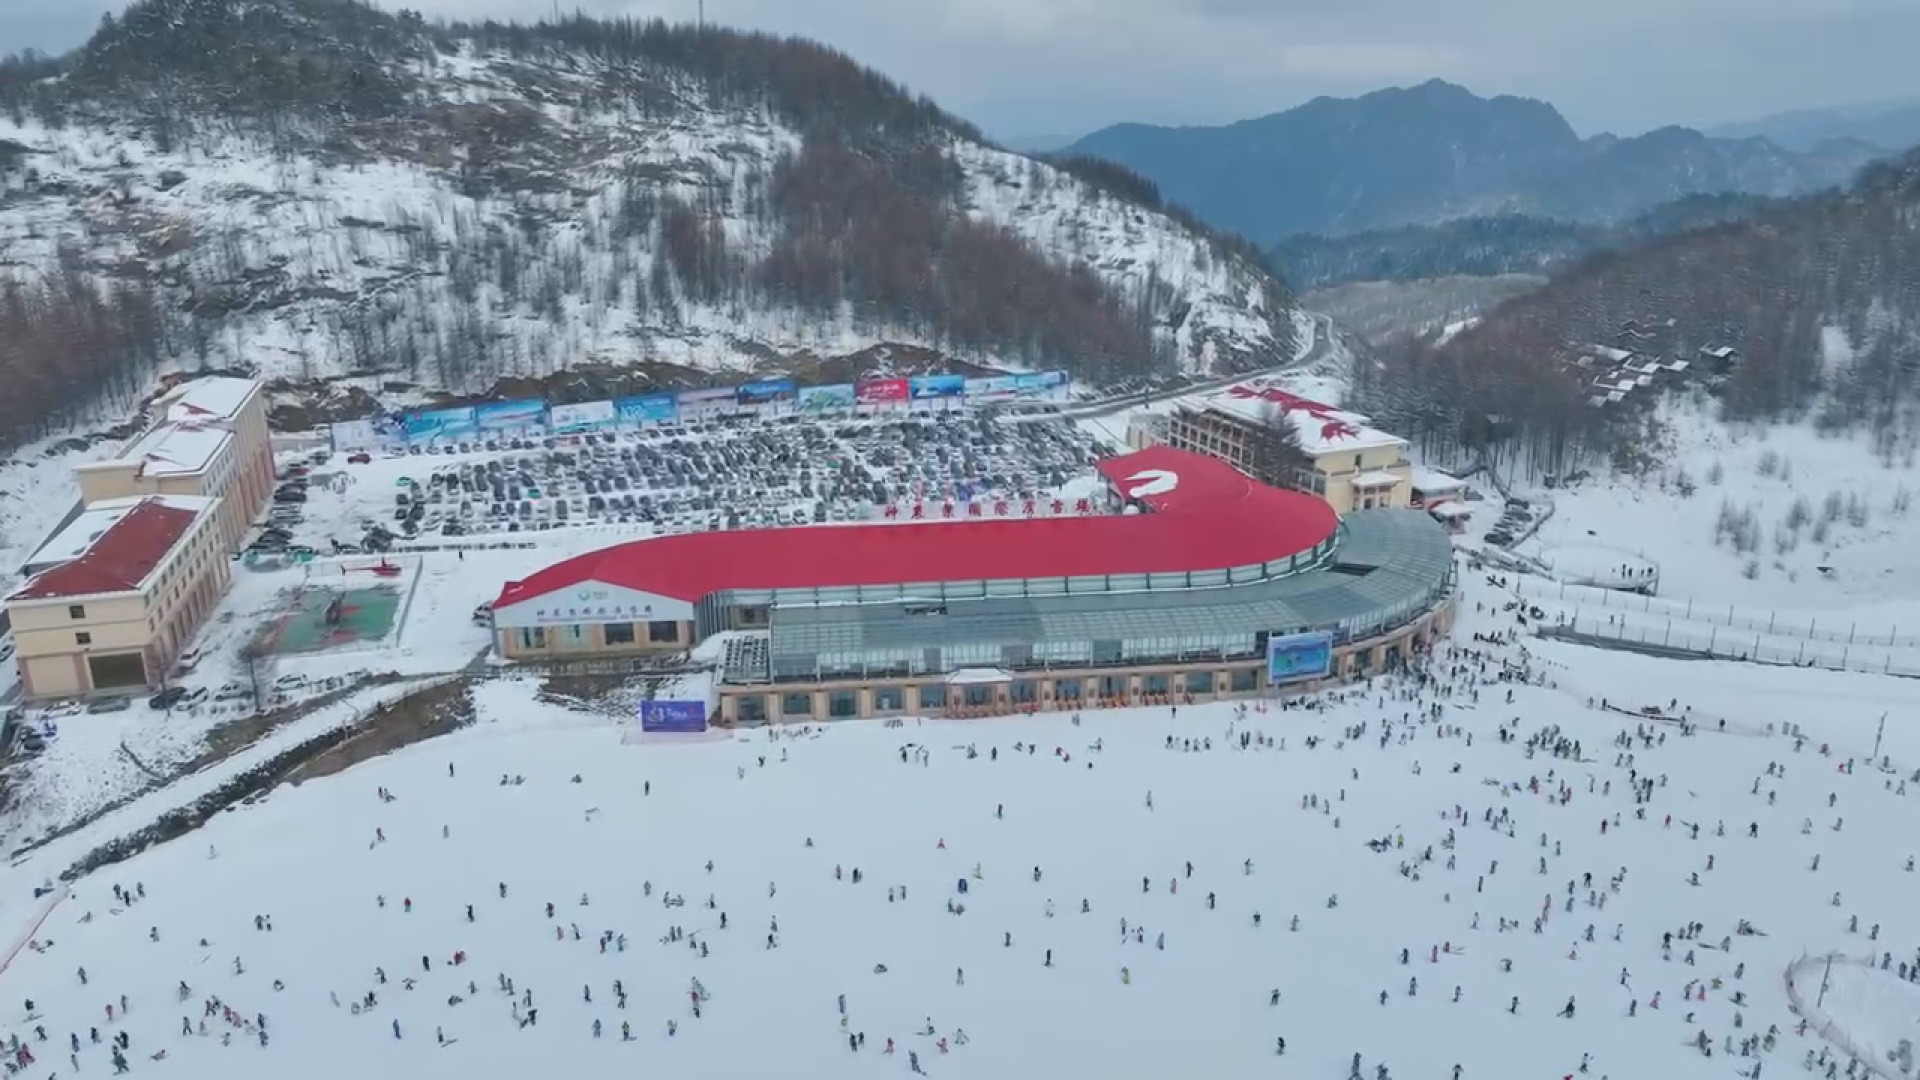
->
[0, 28, 1298, 396]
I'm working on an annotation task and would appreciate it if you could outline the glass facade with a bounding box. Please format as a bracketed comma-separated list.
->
[711, 511, 1454, 689]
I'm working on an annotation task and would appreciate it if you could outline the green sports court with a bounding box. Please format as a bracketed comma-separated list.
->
[261, 584, 402, 655]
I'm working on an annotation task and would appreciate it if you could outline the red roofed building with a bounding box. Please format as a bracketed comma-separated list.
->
[8, 494, 229, 699]
[490, 447, 1458, 725]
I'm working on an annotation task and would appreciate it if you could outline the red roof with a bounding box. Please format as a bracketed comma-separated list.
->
[11, 499, 202, 600]
[495, 448, 1337, 608]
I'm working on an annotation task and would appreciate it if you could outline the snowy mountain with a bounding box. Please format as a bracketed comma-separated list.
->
[0, 0, 1302, 437]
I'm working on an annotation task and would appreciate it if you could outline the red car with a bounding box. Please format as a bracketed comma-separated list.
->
[347, 452, 373, 465]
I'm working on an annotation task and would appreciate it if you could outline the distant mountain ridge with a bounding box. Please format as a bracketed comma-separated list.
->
[1271, 192, 1780, 290]
[1067, 79, 1880, 244]
[1706, 100, 1920, 154]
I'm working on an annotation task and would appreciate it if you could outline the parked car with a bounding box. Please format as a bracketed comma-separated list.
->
[148, 687, 189, 710]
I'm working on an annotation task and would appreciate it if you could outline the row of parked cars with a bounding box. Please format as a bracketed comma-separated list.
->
[1485, 498, 1535, 548]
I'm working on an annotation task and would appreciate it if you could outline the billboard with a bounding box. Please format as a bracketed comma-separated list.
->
[548, 400, 616, 434]
[965, 375, 1021, 401]
[329, 418, 389, 451]
[615, 394, 678, 426]
[1266, 631, 1333, 685]
[856, 377, 909, 404]
[1015, 371, 1069, 396]
[639, 700, 708, 733]
[677, 386, 736, 416]
[909, 374, 966, 401]
[475, 399, 547, 432]
[735, 378, 796, 407]
[402, 406, 477, 443]
[798, 383, 856, 413]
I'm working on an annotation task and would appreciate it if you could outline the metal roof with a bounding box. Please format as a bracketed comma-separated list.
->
[758, 510, 1453, 679]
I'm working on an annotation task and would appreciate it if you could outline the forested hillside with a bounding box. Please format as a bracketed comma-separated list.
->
[1350, 149, 1920, 477]
[0, 0, 1300, 453]
[1271, 193, 1779, 289]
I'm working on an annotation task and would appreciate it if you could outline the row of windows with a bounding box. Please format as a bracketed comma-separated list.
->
[513, 620, 682, 650]
[734, 668, 1268, 721]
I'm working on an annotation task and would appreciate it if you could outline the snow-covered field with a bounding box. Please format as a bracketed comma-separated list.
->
[0, 590, 1917, 1080]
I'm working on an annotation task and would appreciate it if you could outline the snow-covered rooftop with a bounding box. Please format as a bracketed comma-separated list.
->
[1351, 470, 1400, 488]
[122, 422, 232, 478]
[12, 494, 216, 599]
[161, 376, 258, 424]
[1410, 467, 1465, 494]
[1194, 381, 1407, 456]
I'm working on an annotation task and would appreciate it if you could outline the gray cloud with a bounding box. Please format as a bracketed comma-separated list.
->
[4, 0, 1917, 141]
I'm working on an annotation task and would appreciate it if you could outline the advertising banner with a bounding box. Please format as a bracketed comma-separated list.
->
[328, 418, 385, 451]
[797, 383, 856, 413]
[639, 700, 708, 733]
[1014, 370, 1069, 396]
[964, 375, 1022, 401]
[676, 386, 736, 416]
[475, 399, 547, 432]
[735, 378, 796, 407]
[401, 406, 477, 443]
[615, 394, 678, 427]
[548, 400, 616, 434]
[1266, 631, 1334, 685]
[909, 374, 966, 401]
[855, 377, 909, 405]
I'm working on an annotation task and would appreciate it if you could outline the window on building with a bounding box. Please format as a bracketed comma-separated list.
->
[75, 631, 92, 646]
[781, 693, 812, 718]
[648, 620, 679, 643]
[68, 604, 86, 619]
[1354, 454, 1363, 469]
[1055, 678, 1083, 701]
[828, 690, 858, 718]
[604, 622, 636, 646]
[873, 686, 904, 713]
[516, 626, 547, 650]
[1186, 671, 1215, 695]
[1230, 667, 1257, 692]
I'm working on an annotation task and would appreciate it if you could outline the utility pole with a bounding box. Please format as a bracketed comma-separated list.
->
[1873, 711, 1886, 763]
[698, 0, 705, 29]
[1816, 954, 1834, 1009]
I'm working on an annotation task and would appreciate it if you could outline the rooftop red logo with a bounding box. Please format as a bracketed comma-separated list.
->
[1224, 385, 1360, 443]
[1125, 469, 1178, 498]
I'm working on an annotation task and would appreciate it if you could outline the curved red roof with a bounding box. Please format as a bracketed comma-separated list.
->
[494, 447, 1337, 608]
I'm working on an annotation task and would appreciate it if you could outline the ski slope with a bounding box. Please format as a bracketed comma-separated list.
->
[0, 597, 1916, 1080]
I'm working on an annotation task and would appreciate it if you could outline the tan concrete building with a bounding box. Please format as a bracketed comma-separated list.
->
[1154, 382, 1414, 514]
[8, 494, 228, 699]
[73, 377, 272, 551]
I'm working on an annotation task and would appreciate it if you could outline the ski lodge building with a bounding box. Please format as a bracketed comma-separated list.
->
[489, 446, 1458, 724]
[1128, 382, 1415, 514]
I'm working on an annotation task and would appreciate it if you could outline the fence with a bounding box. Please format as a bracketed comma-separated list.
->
[1514, 577, 1920, 649]
[1541, 616, 1920, 679]
[1784, 952, 1911, 1080]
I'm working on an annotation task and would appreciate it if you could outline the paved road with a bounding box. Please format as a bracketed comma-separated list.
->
[1059, 311, 1332, 421]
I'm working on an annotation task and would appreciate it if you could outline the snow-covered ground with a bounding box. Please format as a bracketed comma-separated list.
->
[0, 588, 1916, 1080]
[1521, 393, 1920, 611]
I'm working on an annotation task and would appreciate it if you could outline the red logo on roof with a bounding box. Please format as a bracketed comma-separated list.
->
[1224, 385, 1360, 442]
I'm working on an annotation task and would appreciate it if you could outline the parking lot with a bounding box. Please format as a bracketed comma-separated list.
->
[256, 410, 1110, 556]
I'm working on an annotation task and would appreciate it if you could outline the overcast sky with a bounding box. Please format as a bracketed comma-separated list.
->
[6, 0, 1919, 143]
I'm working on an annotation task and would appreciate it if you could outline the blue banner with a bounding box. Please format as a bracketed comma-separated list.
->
[910, 374, 965, 400]
[1014, 371, 1068, 395]
[475, 399, 546, 432]
[549, 400, 616, 433]
[615, 394, 678, 426]
[1266, 631, 1333, 684]
[402, 406, 477, 443]
[736, 378, 795, 406]
[640, 700, 708, 733]
[797, 383, 856, 412]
